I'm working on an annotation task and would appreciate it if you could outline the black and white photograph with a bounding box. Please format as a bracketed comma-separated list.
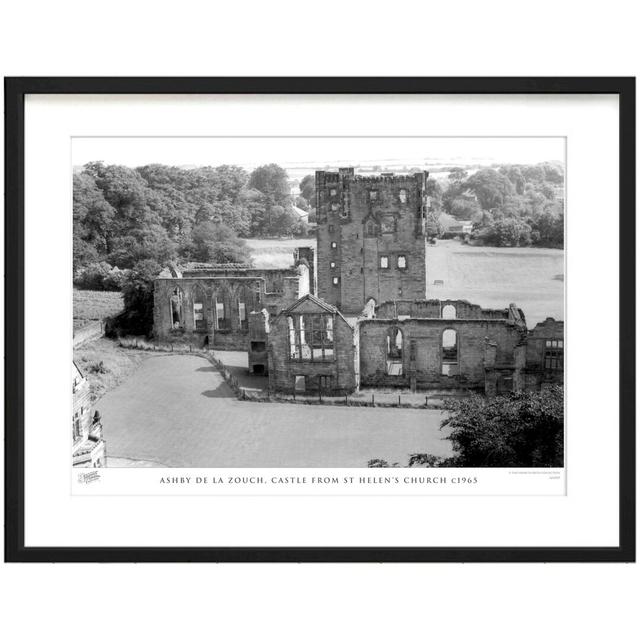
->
[72, 136, 565, 473]
[2, 1, 638, 637]
[6, 77, 632, 563]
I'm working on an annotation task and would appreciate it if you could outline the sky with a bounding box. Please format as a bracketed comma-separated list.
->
[72, 136, 565, 180]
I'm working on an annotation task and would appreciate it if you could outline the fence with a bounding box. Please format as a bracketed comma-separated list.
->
[238, 387, 440, 410]
[206, 352, 242, 397]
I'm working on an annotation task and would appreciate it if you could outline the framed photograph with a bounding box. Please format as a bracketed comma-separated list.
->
[4, 77, 635, 562]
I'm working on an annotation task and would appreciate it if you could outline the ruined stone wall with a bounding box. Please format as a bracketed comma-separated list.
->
[358, 318, 525, 391]
[154, 277, 263, 349]
[375, 299, 510, 320]
[295, 247, 316, 296]
[154, 266, 309, 350]
[268, 311, 356, 394]
[248, 310, 269, 375]
[524, 318, 564, 390]
[316, 169, 428, 314]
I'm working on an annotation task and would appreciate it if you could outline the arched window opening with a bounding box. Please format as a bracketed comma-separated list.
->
[386, 327, 403, 376]
[442, 304, 456, 320]
[288, 316, 298, 359]
[214, 289, 231, 330]
[169, 287, 184, 329]
[193, 286, 207, 331]
[442, 329, 459, 376]
[237, 284, 259, 331]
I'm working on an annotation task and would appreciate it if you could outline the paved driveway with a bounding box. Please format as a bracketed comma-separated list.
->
[97, 354, 452, 468]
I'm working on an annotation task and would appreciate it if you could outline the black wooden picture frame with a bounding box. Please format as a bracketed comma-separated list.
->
[4, 77, 635, 562]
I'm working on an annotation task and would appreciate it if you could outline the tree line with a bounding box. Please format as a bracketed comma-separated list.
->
[426, 162, 564, 247]
[73, 161, 310, 288]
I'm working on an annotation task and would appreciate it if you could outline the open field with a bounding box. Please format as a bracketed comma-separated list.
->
[97, 354, 451, 468]
[73, 289, 124, 329]
[425, 240, 564, 327]
[246, 237, 563, 327]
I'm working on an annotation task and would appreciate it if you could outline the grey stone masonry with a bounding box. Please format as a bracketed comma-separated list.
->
[316, 168, 428, 314]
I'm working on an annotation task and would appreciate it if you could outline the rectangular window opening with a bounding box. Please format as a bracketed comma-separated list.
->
[544, 339, 564, 370]
[289, 314, 335, 362]
[193, 302, 206, 330]
[215, 301, 230, 330]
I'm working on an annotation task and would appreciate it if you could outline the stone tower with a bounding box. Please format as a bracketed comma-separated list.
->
[316, 168, 428, 314]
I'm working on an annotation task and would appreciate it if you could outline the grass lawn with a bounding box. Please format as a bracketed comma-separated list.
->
[74, 337, 155, 402]
[97, 354, 452, 468]
[425, 240, 564, 327]
[73, 289, 124, 329]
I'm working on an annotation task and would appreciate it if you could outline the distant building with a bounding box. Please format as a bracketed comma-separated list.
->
[292, 205, 309, 222]
[72, 362, 106, 467]
[288, 178, 301, 200]
[442, 219, 473, 237]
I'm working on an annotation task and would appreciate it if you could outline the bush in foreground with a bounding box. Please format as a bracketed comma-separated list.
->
[442, 386, 564, 467]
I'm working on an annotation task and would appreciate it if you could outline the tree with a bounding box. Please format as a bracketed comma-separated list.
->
[299, 174, 315, 203]
[521, 165, 546, 183]
[73, 173, 116, 266]
[107, 224, 177, 268]
[241, 188, 270, 236]
[73, 236, 99, 274]
[541, 162, 564, 184]
[464, 168, 515, 210]
[74, 261, 120, 291]
[114, 259, 163, 337]
[449, 197, 482, 220]
[499, 165, 526, 195]
[442, 386, 564, 467]
[295, 195, 309, 211]
[447, 167, 468, 184]
[529, 211, 564, 248]
[248, 164, 291, 207]
[191, 221, 252, 263]
[475, 217, 532, 247]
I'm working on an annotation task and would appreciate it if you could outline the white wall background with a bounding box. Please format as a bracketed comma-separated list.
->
[1, 1, 638, 639]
